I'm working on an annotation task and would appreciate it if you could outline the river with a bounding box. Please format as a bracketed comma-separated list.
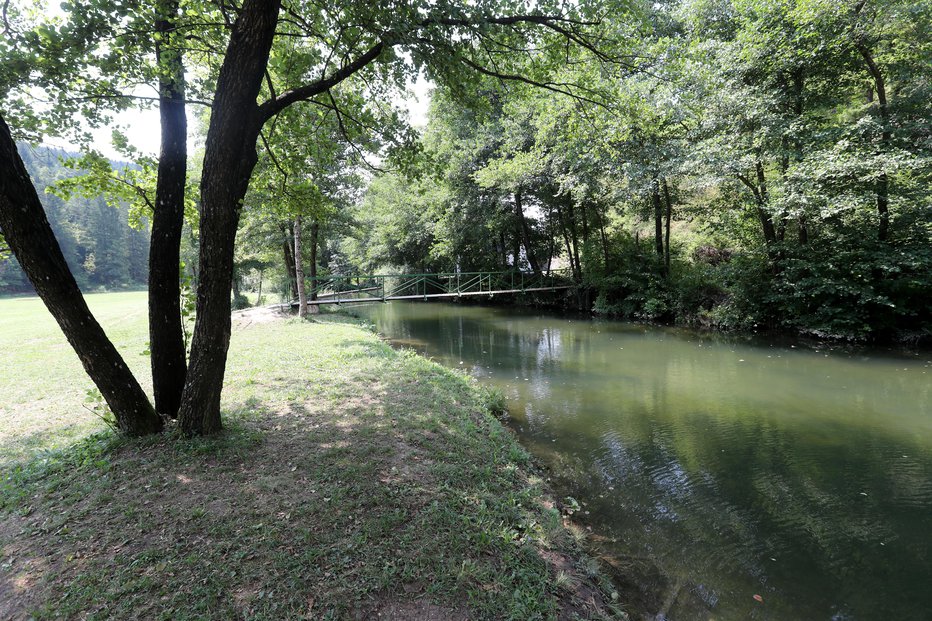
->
[356, 301, 931, 620]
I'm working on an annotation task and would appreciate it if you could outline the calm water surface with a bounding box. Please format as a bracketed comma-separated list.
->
[358, 301, 932, 620]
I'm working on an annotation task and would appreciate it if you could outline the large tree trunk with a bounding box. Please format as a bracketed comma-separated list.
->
[0, 115, 162, 436]
[176, 0, 281, 436]
[149, 0, 189, 418]
[856, 43, 890, 242]
[515, 188, 541, 276]
[308, 220, 319, 314]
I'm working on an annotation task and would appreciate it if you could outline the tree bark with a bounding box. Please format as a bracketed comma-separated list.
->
[0, 114, 162, 436]
[176, 0, 282, 436]
[856, 42, 890, 241]
[515, 188, 541, 275]
[737, 164, 777, 249]
[652, 177, 664, 262]
[661, 177, 673, 274]
[499, 231, 507, 268]
[755, 161, 778, 246]
[545, 202, 555, 275]
[308, 219, 319, 314]
[294, 215, 308, 317]
[282, 222, 298, 299]
[595, 203, 610, 271]
[149, 0, 188, 418]
[557, 202, 576, 281]
[566, 197, 582, 280]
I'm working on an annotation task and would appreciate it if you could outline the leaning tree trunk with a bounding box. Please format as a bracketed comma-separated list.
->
[149, 0, 189, 419]
[294, 215, 308, 317]
[856, 42, 890, 242]
[0, 115, 162, 436]
[175, 0, 281, 436]
[565, 197, 582, 280]
[515, 189, 541, 276]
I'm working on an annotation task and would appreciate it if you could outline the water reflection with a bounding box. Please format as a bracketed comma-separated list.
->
[359, 302, 932, 620]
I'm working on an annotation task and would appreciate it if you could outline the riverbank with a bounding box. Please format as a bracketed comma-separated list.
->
[0, 293, 626, 620]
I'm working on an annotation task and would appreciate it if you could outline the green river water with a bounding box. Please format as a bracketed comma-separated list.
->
[358, 301, 932, 621]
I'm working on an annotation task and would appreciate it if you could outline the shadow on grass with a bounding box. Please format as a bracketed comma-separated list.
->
[0, 351, 624, 620]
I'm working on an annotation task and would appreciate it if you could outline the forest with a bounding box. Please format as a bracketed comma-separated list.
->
[236, 0, 932, 344]
[0, 146, 149, 294]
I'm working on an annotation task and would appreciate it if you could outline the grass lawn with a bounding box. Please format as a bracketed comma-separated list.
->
[0, 293, 625, 620]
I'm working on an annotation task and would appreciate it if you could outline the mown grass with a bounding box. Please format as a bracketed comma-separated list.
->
[0, 295, 625, 620]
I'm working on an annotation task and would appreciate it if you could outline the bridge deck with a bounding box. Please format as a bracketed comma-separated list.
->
[290, 285, 574, 307]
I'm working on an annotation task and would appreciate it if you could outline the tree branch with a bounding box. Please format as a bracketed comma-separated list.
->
[257, 40, 386, 121]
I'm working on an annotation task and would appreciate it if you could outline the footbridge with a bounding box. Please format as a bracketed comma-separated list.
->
[290, 270, 574, 307]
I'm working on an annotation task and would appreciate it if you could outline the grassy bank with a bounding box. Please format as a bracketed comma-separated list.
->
[0, 293, 624, 620]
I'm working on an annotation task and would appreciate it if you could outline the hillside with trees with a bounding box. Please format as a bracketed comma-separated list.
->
[0, 146, 148, 295]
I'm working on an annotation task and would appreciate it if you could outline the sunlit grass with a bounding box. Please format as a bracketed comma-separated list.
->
[0, 293, 623, 620]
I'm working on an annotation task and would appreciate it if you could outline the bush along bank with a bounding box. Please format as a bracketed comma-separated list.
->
[587, 234, 932, 345]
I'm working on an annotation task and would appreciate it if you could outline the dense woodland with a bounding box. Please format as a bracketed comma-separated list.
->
[0, 146, 149, 294]
[255, 0, 931, 343]
[0, 0, 929, 436]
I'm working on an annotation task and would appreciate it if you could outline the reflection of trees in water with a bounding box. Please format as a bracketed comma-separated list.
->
[366, 303, 932, 620]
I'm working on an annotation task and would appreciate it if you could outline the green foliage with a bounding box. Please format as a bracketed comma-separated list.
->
[591, 235, 672, 321]
[339, 0, 930, 343]
[82, 388, 118, 431]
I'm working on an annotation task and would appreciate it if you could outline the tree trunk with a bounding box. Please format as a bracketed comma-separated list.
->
[661, 178, 673, 274]
[596, 203, 610, 271]
[511, 198, 521, 269]
[557, 202, 576, 281]
[515, 188, 541, 276]
[778, 134, 789, 244]
[176, 0, 282, 436]
[755, 161, 778, 246]
[294, 215, 308, 317]
[566, 197, 582, 280]
[652, 177, 664, 263]
[308, 220, 319, 314]
[857, 43, 890, 241]
[256, 269, 263, 306]
[282, 222, 298, 299]
[0, 114, 162, 436]
[499, 231, 507, 268]
[149, 0, 188, 418]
